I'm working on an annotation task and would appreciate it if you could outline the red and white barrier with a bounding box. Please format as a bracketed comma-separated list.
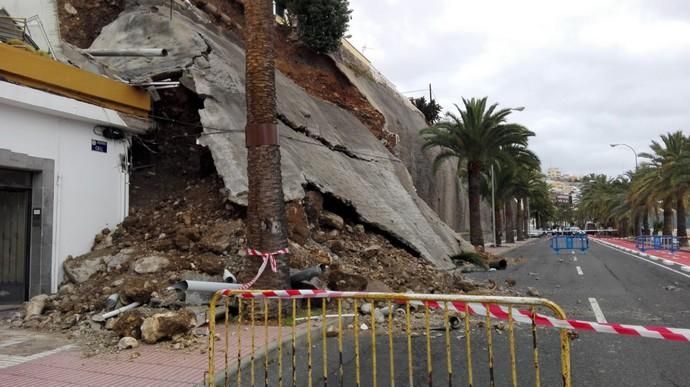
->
[221, 289, 690, 343]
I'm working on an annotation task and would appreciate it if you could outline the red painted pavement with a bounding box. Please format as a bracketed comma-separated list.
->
[0, 324, 290, 387]
[595, 237, 690, 267]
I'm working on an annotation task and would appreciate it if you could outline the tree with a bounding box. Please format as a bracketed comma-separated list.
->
[410, 96, 443, 125]
[640, 131, 690, 244]
[242, 0, 290, 290]
[421, 97, 534, 247]
[283, 0, 352, 54]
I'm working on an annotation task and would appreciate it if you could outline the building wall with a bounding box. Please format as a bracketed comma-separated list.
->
[0, 92, 129, 292]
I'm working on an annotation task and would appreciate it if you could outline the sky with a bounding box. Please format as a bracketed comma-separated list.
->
[346, 0, 690, 177]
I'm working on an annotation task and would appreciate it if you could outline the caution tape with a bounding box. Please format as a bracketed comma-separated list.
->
[240, 248, 289, 289]
[220, 289, 690, 343]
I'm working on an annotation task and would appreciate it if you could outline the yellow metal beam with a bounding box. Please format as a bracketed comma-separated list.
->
[0, 43, 150, 117]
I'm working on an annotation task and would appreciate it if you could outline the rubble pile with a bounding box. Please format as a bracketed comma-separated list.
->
[6, 176, 513, 353]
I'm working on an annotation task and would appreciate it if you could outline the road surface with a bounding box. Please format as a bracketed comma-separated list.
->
[226, 238, 689, 386]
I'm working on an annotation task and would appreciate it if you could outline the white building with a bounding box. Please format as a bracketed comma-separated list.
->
[0, 42, 150, 304]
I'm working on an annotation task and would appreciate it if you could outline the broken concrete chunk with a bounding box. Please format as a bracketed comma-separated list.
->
[112, 310, 145, 339]
[320, 211, 344, 230]
[24, 294, 49, 320]
[361, 245, 382, 259]
[117, 337, 139, 350]
[359, 303, 373, 315]
[286, 201, 310, 245]
[526, 287, 541, 297]
[63, 255, 106, 283]
[133, 256, 170, 274]
[141, 309, 196, 344]
[304, 190, 324, 224]
[121, 277, 157, 304]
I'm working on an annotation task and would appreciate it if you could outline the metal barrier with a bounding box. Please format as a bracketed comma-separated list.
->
[206, 290, 572, 387]
[550, 235, 589, 254]
[635, 235, 679, 253]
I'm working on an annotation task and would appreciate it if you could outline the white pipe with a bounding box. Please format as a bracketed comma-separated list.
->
[169, 280, 243, 293]
[92, 302, 140, 322]
[84, 48, 168, 57]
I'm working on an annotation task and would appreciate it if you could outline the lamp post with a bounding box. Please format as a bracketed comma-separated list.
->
[609, 143, 638, 170]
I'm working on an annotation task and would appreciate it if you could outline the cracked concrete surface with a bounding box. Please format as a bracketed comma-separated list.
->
[88, 2, 472, 267]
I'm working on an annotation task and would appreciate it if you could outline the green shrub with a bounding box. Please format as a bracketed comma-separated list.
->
[283, 0, 352, 54]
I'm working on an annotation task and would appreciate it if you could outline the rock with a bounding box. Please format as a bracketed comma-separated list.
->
[105, 249, 135, 272]
[312, 231, 329, 243]
[121, 277, 157, 304]
[373, 309, 385, 324]
[286, 201, 310, 245]
[141, 309, 197, 344]
[63, 255, 106, 283]
[304, 190, 324, 224]
[117, 337, 139, 350]
[149, 289, 181, 308]
[361, 245, 382, 259]
[105, 318, 116, 330]
[112, 310, 144, 338]
[58, 283, 76, 295]
[24, 294, 49, 320]
[64, 2, 78, 15]
[360, 303, 373, 315]
[133, 256, 170, 274]
[112, 279, 124, 287]
[365, 279, 393, 293]
[93, 233, 114, 250]
[359, 323, 369, 331]
[199, 220, 243, 254]
[526, 287, 541, 297]
[320, 211, 344, 230]
[326, 325, 338, 337]
[354, 224, 365, 234]
[196, 254, 225, 276]
[122, 215, 140, 229]
[326, 266, 367, 291]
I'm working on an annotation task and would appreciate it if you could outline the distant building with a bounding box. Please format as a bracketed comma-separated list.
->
[547, 167, 562, 180]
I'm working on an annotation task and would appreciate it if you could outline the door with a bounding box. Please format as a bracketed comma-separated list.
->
[0, 169, 32, 305]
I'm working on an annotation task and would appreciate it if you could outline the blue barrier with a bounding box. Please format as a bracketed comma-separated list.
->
[550, 235, 589, 254]
[635, 235, 679, 253]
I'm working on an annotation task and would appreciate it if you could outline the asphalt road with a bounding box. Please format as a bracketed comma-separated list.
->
[225, 238, 689, 386]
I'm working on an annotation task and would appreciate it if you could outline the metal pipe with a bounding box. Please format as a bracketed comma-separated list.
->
[84, 48, 168, 57]
[92, 301, 140, 322]
[168, 280, 243, 293]
[290, 264, 327, 287]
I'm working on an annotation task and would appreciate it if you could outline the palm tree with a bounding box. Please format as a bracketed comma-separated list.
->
[639, 131, 690, 240]
[243, 0, 290, 289]
[421, 97, 534, 247]
[640, 131, 690, 244]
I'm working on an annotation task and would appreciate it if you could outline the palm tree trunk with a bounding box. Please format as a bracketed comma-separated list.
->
[505, 201, 515, 243]
[643, 210, 650, 235]
[633, 212, 641, 237]
[677, 194, 688, 246]
[523, 197, 530, 237]
[467, 162, 484, 247]
[494, 205, 503, 247]
[243, 0, 290, 290]
[516, 198, 525, 241]
[662, 199, 674, 236]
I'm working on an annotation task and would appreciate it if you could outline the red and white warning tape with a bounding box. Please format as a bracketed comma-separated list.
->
[220, 289, 690, 343]
[240, 248, 289, 289]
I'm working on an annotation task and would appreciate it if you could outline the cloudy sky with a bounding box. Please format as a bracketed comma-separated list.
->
[347, 0, 690, 177]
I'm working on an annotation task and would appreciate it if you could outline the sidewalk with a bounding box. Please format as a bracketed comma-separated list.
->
[0, 323, 289, 387]
[484, 237, 539, 256]
[593, 237, 690, 271]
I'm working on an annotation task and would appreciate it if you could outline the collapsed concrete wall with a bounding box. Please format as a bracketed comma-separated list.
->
[332, 48, 495, 243]
[88, 3, 473, 268]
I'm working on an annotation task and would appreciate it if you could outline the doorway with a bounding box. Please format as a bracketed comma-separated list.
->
[0, 169, 32, 305]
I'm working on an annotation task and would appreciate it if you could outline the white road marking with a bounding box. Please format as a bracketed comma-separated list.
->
[592, 239, 690, 279]
[588, 297, 607, 323]
[576, 266, 583, 275]
[0, 344, 75, 369]
[573, 256, 578, 262]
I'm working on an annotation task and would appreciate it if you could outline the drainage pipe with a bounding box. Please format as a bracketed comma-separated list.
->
[84, 48, 168, 57]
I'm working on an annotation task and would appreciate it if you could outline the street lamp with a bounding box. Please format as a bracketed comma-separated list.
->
[609, 143, 639, 170]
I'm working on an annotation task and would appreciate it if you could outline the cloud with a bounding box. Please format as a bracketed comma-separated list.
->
[347, 0, 690, 177]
